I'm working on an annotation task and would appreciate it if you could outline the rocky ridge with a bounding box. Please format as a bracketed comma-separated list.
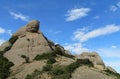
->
[0, 20, 120, 79]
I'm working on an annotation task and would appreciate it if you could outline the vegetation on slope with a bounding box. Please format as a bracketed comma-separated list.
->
[0, 36, 17, 79]
[26, 57, 94, 79]
[34, 46, 74, 61]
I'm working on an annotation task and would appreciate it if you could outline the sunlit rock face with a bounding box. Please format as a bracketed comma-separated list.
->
[76, 52, 105, 70]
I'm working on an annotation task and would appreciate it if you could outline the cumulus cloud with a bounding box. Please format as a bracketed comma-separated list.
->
[65, 8, 91, 21]
[98, 48, 120, 58]
[94, 16, 99, 19]
[110, 5, 118, 12]
[110, 1, 120, 12]
[64, 43, 89, 54]
[0, 27, 5, 34]
[73, 24, 120, 42]
[10, 11, 30, 22]
[111, 45, 117, 48]
[0, 27, 12, 36]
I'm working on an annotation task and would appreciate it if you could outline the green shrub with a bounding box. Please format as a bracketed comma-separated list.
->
[34, 52, 56, 60]
[9, 36, 18, 44]
[50, 65, 71, 79]
[77, 59, 94, 67]
[63, 53, 74, 59]
[25, 70, 42, 79]
[43, 64, 52, 71]
[54, 47, 63, 55]
[67, 62, 79, 73]
[52, 73, 71, 79]
[51, 66, 67, 75]
[47, 58, 56, 64]
[0, 54, 14, 79]
[4, 46, 11, 51]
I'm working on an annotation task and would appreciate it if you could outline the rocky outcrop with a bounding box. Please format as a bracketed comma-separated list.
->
[0, 20, 119, 79]
[4, 20, 55, 68]
[76, 52, 105, 70]
[13, 20, 40, 37]
[71, 66, 116, 79]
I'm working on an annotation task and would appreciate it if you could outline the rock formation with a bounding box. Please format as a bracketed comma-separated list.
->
[76, 52, 105, 70]
[0, 20, 119, 79]
[4, 20, 56, 68]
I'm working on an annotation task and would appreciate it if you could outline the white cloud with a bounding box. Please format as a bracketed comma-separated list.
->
[110, 5, 118, 12]
[110, 2, 120, 12]
[65, 8, 91, 21]
[117, 2, 120, 8]
[94, 16, 99, 19]
[111, 45, 117, 48]
[104, 61, 120, 73]
[98, 48, 120, 58]
[0, 27, 5, 34]
[0, 39, 5, 46]
[73, 24, 120, 42]
[48, 30, 61, 34]
[7, 30, 12, 36]
[10, 11, 30, 22]
[0, 27, 12, 36]
[64, 43, 89, 54]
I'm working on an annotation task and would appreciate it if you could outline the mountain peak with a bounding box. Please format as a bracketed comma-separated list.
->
[13, 20, 40, 37]
[26, 20, 40, 33]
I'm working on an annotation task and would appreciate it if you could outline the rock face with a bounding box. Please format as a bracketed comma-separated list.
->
[76, 52, 105, 70]
[4, 20, 55, 68]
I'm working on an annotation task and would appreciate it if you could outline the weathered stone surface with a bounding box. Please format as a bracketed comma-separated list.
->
[71, 66, 116, 79]
[4, 32, 54, 68]
[0, 41, 11, 52]
[7, 61, 46, 79]
[26, 20, 39, 32]
[4, 20, 55, 68]
[13, 20, 40, 37]
[76, 52, 105, 70]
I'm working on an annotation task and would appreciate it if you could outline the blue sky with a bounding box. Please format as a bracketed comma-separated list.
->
[0, 0, 120, 73]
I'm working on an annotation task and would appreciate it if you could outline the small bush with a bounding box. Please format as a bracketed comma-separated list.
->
[43, 64, 52, 71]
[77, 59, 94, 67]
[25, 70, 42, 79]
[47, 58, 56, 64]
[63, 53, 74, 59]
[34, 52, 56, 60]
[54, 47, 63, 55]
[4, 46, 11, 51]
[9, 36, 18, 44]
[21, 55, 30, 63]
[52, 73, 71, 79]
[67, 62, 79, 73]
[51, 66, 67, 75]
[0, 54, 14, 79]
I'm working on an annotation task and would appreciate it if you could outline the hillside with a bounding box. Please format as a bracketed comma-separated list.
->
[0, 20, 120, 79]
